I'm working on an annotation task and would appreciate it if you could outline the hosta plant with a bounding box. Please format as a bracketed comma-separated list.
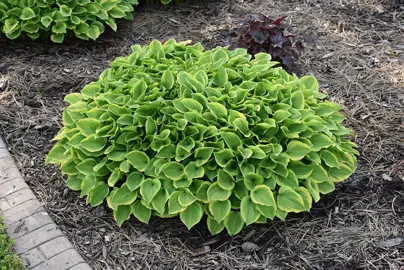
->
[46, 39, 358, 235]
[0, 0, 138, 43]
[234, 13, 304, 70]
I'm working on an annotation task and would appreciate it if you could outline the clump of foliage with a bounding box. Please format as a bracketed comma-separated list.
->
[0, 217, 27, 270]
[0, 0, 138, 43]
[46, 39, 358, 235]
[235, 13, 304, 70]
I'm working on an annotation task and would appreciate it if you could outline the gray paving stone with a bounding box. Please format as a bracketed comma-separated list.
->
[2, 199, 44, 225]
[68, 263, 93, 270]
[0, 177, 28, 196]
[32, 249, 85, 270]
[0, 197, 10, 210]
[6, 211, 53, 239]
[0, 155, 17, 171]
[13, 223, 64, 254]
[2, 188, 36, 210]
[0, 138, 5, 149]
[39, 236, 74, 259]
[0, 149, 10, 159]
[21, 248, 45, 268]
[0, 165, 25, 183]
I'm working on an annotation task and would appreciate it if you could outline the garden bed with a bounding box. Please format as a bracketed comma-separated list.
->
[0, 0, 403, 269]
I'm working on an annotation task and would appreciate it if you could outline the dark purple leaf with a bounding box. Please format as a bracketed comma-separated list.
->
[270, 32, 288, 46]
[272, 16, 287, 25]
[233, 13, 304, 71]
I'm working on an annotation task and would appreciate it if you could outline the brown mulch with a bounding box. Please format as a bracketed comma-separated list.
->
[1, 0, 404, 269]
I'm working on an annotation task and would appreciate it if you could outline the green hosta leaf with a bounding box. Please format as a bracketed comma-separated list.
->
[277, 186, 305, 213]
[81, 135, 107, 152]
[250, 185, 275, 206]
[132, 201, 151, 224]
[243, 173, 264, 190]
[119, 160, 130, 173]
[286, 140, 311, 161]
[276, 169, 299, 188]
[178, 189, 197, 207]
[126, 150, 150, 172]
[207, 216, 225, 235]
[214, 149, 233, 167]
[309, 164, 329, 183]
[60, 5, 72, 17]
[180, 202, 203, 230]
[275, 208, 288, 221]
[318, 179, 335, 194]
[249, 146, 266, 159]
[163, 162, 184, 180]
[329, 164, 354, 182]
[309, 134, 334, 151]
[3, 19, 19, 34]
[290, 90, 304, 109]
[21, 7, 36, 20]
[100, 0, 119, 11]
[209, 200, 231, 223]
[273, 110, 291, 122]
[223, 211, 244, 236]
[207, 182, 231, 201]
[140, 178, 161, 205]
[108, 167, 121, 187]
[76, 159, 97, 175]
[88, 24, 101, 40]
[207, 102, 227, 119]
[162, 70, 175, 90]
[151, 189, 169, 215]
[288, 161, 313, 179]
[295, 186, 312, 210]
[113, 205, 131, 227]
[66, 175, 82, 191]
[145, 117, 157, 135]
[217, 169, 235, 190]
[168, 191, 185, 214]
[127, 172, 144, 191]
[315, 102, 340, 117]
[306, 151, 321, 165]
[22, 23, 39, 33]
[304, 179, 320, 202]
[195, 147, 214, 167]
[256, 204, 276, 220]
[185, 161, 205, 179]
[46, 145, 68, 164]
[196, 182, 210, 202]
[240, 196, 260, 225]
[77, 118, 99, 137]
[221, 132, 242, 150]
[89, 181, 109, 207]
[213, 66, 228, 87]
[233, 182, 248, 200]
[111, 184, 137, 205]
[300, 75, 319, 92]
[233, 118, 250, 136]
[80, 175, 96, 197]
[320, 150, 340, 168]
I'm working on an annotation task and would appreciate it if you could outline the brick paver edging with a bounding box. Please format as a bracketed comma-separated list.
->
[0, 137, 92, 270]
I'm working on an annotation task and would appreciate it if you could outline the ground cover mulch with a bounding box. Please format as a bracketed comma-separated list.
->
[0, 0, 403, 269]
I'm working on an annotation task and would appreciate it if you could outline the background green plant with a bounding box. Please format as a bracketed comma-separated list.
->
[0, 0, 139, 42]
[0, 216, 27, 270]
[46, 39, 358, 235]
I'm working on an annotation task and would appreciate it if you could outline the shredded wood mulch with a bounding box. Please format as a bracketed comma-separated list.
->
[1, 0, 403, 269]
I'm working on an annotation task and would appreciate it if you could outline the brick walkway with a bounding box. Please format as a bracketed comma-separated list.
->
[0, 138, 92, 270]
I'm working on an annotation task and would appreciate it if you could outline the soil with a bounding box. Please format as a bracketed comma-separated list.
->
[1, 0, 404, 269]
